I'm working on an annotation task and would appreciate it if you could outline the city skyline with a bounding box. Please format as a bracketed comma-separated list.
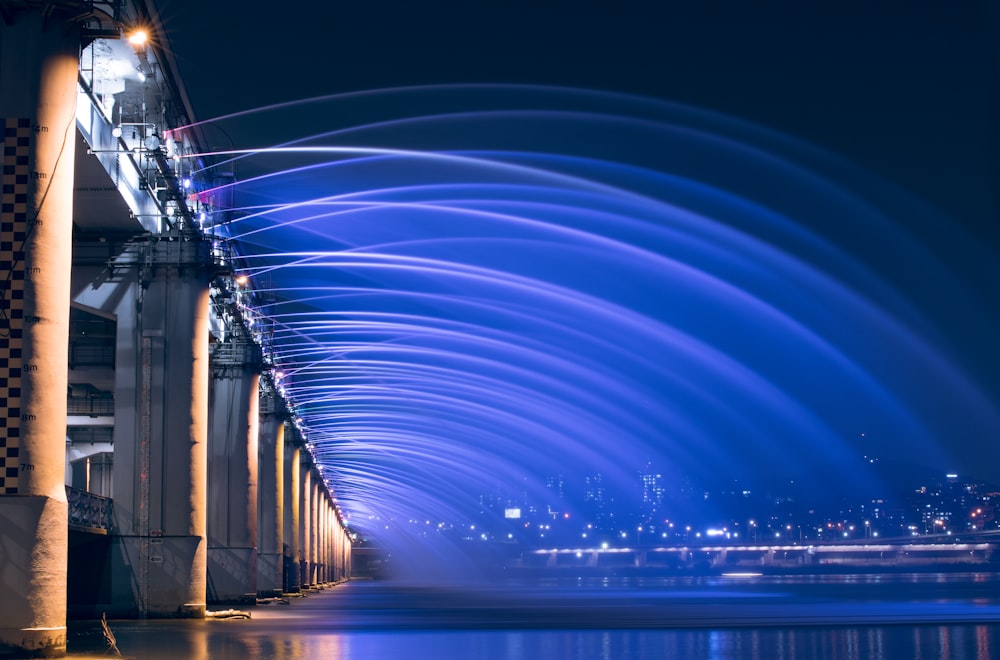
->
[353, 453, 999, 551]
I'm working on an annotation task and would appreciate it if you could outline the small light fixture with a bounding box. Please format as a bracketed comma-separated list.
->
[111, 126, 122, 138]
[127, 29, 148, 47]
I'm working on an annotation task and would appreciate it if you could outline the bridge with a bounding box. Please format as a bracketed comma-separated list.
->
[519, 542, 1000, 572]
[0, 1, 351, 656]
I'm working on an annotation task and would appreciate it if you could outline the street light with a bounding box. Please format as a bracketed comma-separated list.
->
[127, 28, 148, 47]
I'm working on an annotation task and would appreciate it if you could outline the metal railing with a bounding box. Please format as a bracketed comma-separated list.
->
[66, 486, 113, 533]
[67, 426, 113, 444]
[67, 395, 115, 416]
[69, 341, 116, 368]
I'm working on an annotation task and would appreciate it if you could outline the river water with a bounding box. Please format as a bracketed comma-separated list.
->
[66, 572, 1000, 659]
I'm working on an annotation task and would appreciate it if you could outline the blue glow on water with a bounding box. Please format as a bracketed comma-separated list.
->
[65, 575, 1000, 658]
[180, 86, 1000, 579]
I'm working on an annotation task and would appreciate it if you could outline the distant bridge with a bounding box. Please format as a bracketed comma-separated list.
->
[520, 542, 999, 571]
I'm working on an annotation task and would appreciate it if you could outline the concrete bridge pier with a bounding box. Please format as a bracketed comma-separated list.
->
[282, 438, 301, 593]
[108, 237, 213, 618]
[310, 472, 322, 584]
[336, 506, 348, 580]
[322, 497, 332, 582]
[257, 391, 284, 597]
[318, 499, 328, 583]
[334, 498, 347, 581]
[206, 345, 260, 603]
[0, 7, 80, 657]
[299, 461, 312, 587]
[312, 490, 322, 585]
[334, 504, 342, 580]
[313, 471, 324, 583]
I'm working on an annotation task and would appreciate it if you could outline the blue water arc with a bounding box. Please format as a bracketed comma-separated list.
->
[175, 86, 1000, 577]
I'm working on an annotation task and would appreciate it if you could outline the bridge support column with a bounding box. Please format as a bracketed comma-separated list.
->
[339, 524, 348, 581]
[256, 391, 284, 597]
[319, 491, 329, 583]
[109, 236, 213, 618]
[333, 502, 343, 581]
[315, 474, 325, 583]
[326, 494, 336, 580]
[337, 513, 349, 581]
[282, 439, 300, 592]
[0, 8, 79, 657]
[339, 511, 351, 580]
[299, 463, 312, 586]
[310, 473, 321, 585]
[206, 345, 259, 603]
[314, 491, 323, 585]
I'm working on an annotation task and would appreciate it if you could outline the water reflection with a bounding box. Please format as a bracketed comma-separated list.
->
[66, 575, 1000, 659]
[68, 625, 1000, 660]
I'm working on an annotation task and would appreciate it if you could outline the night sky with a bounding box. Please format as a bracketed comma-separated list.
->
[150, 0, 999, 503]
[160, 1, 997, 238]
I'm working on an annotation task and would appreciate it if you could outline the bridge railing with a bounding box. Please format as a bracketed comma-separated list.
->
[66, 486, 113, 533]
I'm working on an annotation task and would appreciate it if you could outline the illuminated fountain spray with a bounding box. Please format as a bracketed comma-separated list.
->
[181, 86, 999, 581]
